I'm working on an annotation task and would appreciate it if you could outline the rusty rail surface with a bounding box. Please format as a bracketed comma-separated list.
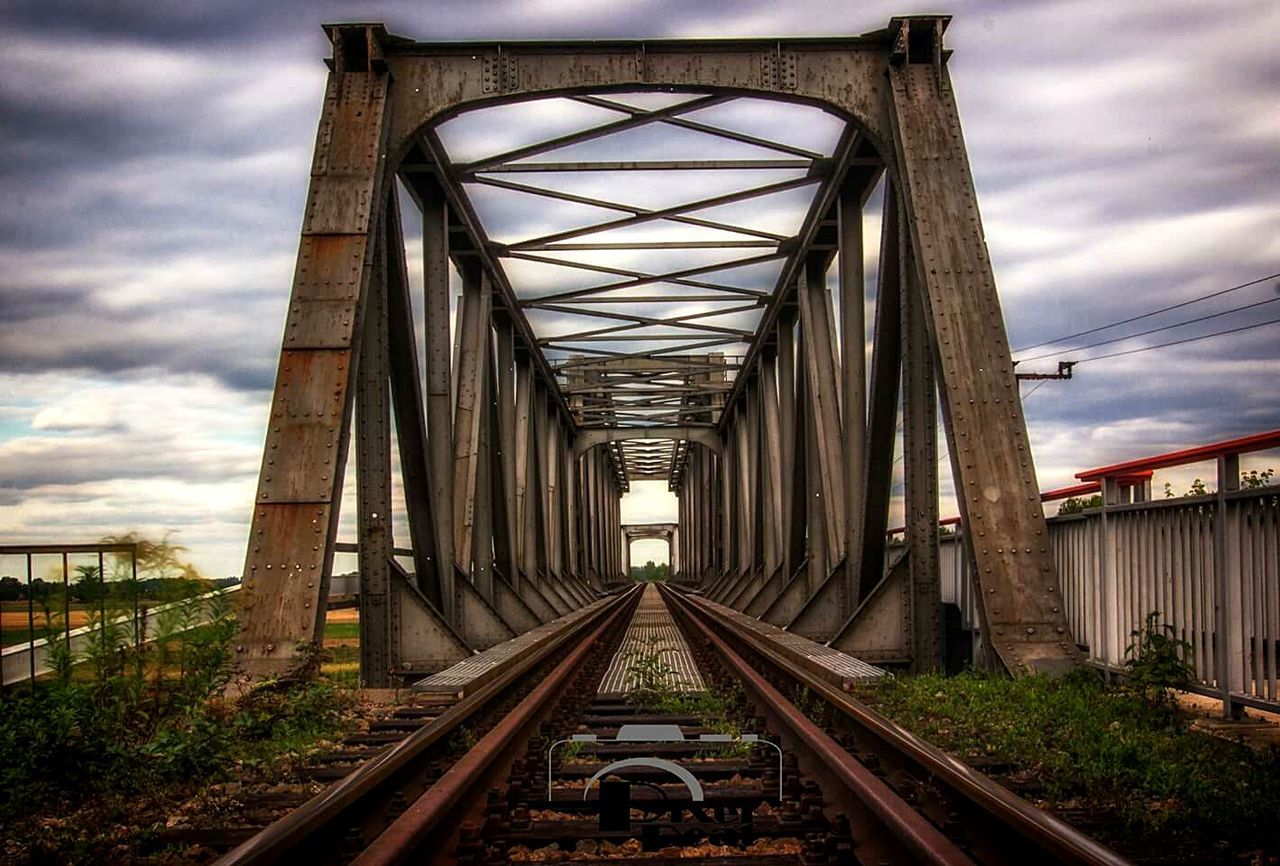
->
[662, 586, 974, 865]
[351, 588, 638, 866]
[660, 584, 1131, 866]
[214, 586, 641, 866]
[222, 579, 1128, 866]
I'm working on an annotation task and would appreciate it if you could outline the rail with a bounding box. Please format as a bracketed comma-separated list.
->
[215, 587, 640, 866]
[660, 584, 1130, 866]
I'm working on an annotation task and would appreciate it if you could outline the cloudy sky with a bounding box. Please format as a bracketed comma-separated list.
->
[1, 0, 1277, 577]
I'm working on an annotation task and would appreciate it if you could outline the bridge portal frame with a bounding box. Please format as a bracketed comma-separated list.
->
[235, 16, 1081, 684]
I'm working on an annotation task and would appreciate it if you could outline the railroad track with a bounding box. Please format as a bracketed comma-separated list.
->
[206, 583, 1130, 866]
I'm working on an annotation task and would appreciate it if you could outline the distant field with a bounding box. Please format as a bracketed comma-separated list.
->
[2, 606, 95, 647]
[2, 604, 361, 649]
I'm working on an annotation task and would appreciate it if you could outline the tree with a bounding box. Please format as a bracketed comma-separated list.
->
[1057, 494, 1102, 515]
[629, 560, 670, 582]
[72, 565, 103, 603]
[0, 575, 21, 602]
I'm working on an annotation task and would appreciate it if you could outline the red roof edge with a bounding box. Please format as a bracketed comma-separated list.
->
[1076, 429, 1280, 482]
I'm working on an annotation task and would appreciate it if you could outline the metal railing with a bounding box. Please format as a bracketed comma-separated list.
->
[0, 542, 239, 689]
[933, 430, 1280, 717]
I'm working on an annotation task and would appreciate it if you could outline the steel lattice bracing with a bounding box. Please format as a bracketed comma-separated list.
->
[235, 16, 1082, 685]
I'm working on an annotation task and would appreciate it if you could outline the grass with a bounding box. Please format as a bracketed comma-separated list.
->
[853, 669, 1280, 855]
[1, 626, 39, 645]
[321, 644, 361, 688]
[322, 621, 360, 641]
[626, 645, 751, 756]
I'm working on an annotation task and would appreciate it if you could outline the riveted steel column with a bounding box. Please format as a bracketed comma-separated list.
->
[584, 447, 598, 582]
[839, 179, 868, 619]
[707, 448, 719, 577]
[688, 458, 699, 579]
[356, 221, 392, 687]
[734, 411, 751, 575]
[531, 381, 551, 579]
[514, 355, 534, 579]
[805, 351, 828, 591]
[902, 229, 940, 673]
[779, 311, 807, 585]
[798, 256, 846, 572]
[471, 324, 497, 604]
[760, 351, 784, 578]
[420, 174, 455, 625]
[861, 183, 903, 605]
[889, 17, 1080, 674]
[690, 450, 699, 578]
[451, 262, 489, 579]
[493, 319, 519, 587]
[563, 437, 579, 582]
[543, 402, 560, 577]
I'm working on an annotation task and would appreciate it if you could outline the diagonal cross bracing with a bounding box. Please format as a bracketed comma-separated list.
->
[428, 87, 849, 484]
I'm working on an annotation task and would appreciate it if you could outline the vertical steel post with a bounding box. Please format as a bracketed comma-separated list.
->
[760, 351, 784, 577]
[421, 176, 455, 623]
[839, 181, 867, 618]
[780, 312, 808, 584]
[563, 438, 579, 581]
[902, 234, 940, 673]
[805, 360, 828, 591]
[798, 256, 847, 572]
[1215, 453, 1243, 718]
[235, 26, 391, 678]
[889, 17, 1080, 674]
[451, 263, 490, 578]
[514, 355, 534, 579]
[494, 319, 519, 586]
[472, 328, 496, 604]
[860, 184, 903, 604]
[355, 225, 393, 686]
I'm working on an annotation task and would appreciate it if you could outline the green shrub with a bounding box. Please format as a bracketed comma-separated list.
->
[1124, 611, 1193, 705]
[0, 591, 351, 831]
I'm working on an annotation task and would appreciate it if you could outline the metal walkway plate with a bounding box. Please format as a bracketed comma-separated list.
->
[414, 596, 611, 696]
[691, 594, 885, 688]
[599, 584, 705, 695]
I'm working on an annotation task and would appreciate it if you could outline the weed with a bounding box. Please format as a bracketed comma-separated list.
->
[0, 584, 353, 839]
[625, 649, 752, 756]
[1124, 611, 1193, 705]
[854, 669, 1280, 851]
[559, 739, 587, 761]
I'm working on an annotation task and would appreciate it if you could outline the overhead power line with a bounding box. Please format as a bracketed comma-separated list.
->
[1013, 270, 1280, 355]
[1073, 313, 1280, 364]
[1016, 295, 1280, 364]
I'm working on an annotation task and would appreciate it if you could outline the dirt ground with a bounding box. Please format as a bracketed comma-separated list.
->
[1, 608, 95, 630]
[1176, 690, 1280, 750]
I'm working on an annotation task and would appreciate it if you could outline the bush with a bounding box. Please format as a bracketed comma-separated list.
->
[0, 591, 351, 831]
[1124, 611, 1193, 705]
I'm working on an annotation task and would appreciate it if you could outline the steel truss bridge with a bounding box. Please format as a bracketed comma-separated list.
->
[232, 15, 1273, 708]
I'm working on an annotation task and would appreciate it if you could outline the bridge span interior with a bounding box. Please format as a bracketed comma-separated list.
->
[235, 17, 1084, 688]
